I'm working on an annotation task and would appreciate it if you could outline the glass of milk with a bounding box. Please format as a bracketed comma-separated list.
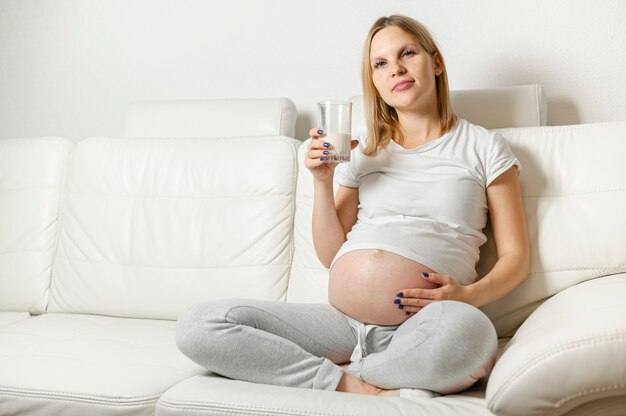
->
[317, 100, 352, 163]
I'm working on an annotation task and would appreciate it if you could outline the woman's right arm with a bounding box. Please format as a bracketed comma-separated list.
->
[305, 128, 359, 268]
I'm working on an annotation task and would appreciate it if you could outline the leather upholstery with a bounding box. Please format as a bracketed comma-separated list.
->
[0, 137, 72, 314]
[48, 136, 299, 319]
[122, 98, 297, 139]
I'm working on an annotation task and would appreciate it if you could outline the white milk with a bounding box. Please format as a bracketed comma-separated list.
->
[325, 133, 351, 163]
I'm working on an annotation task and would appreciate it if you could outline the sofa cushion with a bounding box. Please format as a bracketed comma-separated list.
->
[0, 137, 72, 314]
[486, 273, 626, 416]
[0, 313, 204, 416]
[48, 136, 300, 320]
[0, 312, 29, 327]
[122, 98, 297, 139]
[155, 374, 493, 416]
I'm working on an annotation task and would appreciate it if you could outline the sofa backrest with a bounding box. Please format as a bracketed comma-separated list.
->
[47, 98, 300, 320]
[0, 137, 72, 314]
[122, 98, 297, 139]
[480, 121, 626, 335]
[47, 136, 299, 319]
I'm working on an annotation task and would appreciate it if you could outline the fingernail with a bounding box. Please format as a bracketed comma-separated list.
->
[405, 311, 411, 315]
[393, 299, 401, 304]
[396, 292, 404, 297]
[422, 272, 429, 278]
[320, 157, 325, 161]
[323, 150, 329, 155]
[323, 142, 330, 148]
[317, 129, 324, 135]
[398, 305, 404, 310]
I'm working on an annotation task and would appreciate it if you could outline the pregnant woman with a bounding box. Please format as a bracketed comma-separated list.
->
[176, 14, 530, 397]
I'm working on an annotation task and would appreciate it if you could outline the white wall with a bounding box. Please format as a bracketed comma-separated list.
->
[0, 0, 624, 142]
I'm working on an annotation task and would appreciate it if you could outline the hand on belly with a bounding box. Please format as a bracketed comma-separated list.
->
[328, 249, 441, 325]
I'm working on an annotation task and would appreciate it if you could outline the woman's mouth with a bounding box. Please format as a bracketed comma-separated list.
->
[392, 80, 414, 92]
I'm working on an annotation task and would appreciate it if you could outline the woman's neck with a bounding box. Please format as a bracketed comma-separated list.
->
[395, 109, 441, 148]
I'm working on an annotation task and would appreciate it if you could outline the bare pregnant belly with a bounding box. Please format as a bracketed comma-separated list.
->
[328, 249, 440, 325]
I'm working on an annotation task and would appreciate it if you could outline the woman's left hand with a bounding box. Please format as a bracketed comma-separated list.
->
[395, 272, 474, 314]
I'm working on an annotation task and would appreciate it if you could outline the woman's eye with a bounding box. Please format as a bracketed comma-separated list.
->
[402, 49, 416, 58]
[374, 61, 386, 69]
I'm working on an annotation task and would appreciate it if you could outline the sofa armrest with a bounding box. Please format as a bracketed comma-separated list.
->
[486, 273, 626, 416]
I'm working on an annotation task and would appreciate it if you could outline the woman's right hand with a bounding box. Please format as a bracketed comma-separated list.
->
[304, 128, 359, 182]
[304, 128, 336, 182]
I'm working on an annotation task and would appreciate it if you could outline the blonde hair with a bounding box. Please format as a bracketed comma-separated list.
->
[361, 15, 457, 155]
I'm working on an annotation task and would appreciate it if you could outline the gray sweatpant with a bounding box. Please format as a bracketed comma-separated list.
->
[175, 299, 497, 394]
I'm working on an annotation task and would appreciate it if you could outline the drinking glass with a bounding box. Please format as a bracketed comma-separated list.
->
[317, 100, 352, 163]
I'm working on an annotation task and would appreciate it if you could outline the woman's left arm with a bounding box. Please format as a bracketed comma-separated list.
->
[464, 165, 530, 307]
[396, 165, 530, 311]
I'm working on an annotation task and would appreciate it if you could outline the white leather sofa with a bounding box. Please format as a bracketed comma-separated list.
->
[1, 85, 625, 416]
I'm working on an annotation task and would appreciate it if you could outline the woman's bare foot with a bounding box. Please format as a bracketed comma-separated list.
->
[336, 372, 381, 395]
[336, 364, 399, 397]
[377, 389, 400, 397]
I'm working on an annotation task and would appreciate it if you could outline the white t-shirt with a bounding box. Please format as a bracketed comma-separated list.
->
[331, 118, 521, 286]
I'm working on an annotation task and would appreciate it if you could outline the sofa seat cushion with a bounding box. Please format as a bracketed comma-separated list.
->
[0, 313, 204, 416]
[0, 312, 29, 327]
[156, 374, 494, 416]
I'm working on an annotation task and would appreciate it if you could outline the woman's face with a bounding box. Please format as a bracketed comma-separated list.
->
[369, 25, 443, 113]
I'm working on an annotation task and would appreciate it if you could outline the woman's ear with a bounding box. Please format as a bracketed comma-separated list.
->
[433, 52, 444, 76]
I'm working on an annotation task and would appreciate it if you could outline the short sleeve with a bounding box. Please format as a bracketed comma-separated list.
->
[333, 133, 366, 188]
[486, 133, 522, 187]
[333, 155, 360, 188]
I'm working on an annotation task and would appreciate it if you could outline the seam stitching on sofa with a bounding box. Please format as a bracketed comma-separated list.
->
[513, 303, 626, 339]
[158, 398, 360, 416]
[565, 395, 626, 416]
[284, 137, 299, 301]
[0, 248, 49, 255]
[491, 332, 626, 408]
[63, 191, 292, 199]
[555, 384, 626, 408]
[0, 388, 159, 406]
[277, 98, 284, 136]
[0, 185, 61, 193]
[523, 188, 626, 198]
[527, 265, 626, 274]
[0, 351, 191, 373]
[54, 255, 291, 270]
[47, 140, 72, 314]
[494, 121, 626, 135]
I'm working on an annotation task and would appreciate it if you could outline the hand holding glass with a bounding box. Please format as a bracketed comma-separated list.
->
[317, 100, 352, 163]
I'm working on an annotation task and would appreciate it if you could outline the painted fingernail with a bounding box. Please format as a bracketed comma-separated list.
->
[398, 305, 404, 310]
[317, 129, 324, 135]
[422, 272, 429, 278]
[323, 150, 329, 154]
[396, 292, 404, 297]
[393, 299, 401, 304]
[320, 157, 325, 161]
[405, 311, 411, 315]
[323, 142, 330, 148]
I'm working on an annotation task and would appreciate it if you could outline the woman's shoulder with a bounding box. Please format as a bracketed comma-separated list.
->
[453, 119, 505, 154]
[455, 118, 497, 140]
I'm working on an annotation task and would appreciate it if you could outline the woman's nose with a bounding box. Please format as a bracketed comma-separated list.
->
[390, 62, 406, 77]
